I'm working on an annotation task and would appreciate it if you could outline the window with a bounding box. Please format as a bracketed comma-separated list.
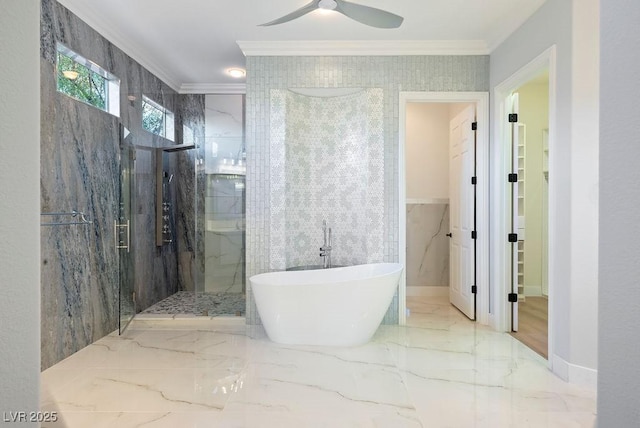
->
[56, 43, 120, 116]
[142, 95, 175, 141]
[183, 125, 195, 146]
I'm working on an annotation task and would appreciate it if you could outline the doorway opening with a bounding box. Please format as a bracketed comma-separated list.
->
[493, 46, 556, 363]
[398, 92, 489, 326]
[507, 71, 550, 358]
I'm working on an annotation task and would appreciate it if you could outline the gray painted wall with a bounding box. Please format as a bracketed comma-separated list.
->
[490, 0, 574, 365]
[491, 0, 600, 382]
[598, 0, 640, 425]
[0, 0, 41, 421]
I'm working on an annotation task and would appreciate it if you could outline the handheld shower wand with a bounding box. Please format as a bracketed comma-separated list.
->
[320, 220, 332, 268]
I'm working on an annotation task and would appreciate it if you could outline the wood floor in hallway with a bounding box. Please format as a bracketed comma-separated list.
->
[510, 296, 548, 359]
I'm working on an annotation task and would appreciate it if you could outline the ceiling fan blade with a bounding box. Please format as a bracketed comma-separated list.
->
[258, 1, 319, 26]
[335, 0, 403, 28]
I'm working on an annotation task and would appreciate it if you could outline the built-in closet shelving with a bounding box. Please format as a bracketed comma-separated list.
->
[542, 129, 549, 181]
[517, 124, 526, 302]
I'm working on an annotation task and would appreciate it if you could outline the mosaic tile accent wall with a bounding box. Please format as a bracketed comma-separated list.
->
[245, 56, 490, 325]
[270, 89, 384, 269]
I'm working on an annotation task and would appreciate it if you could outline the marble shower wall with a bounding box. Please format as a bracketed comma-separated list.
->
[40, 0, 204, 369]
[176, 94, 206, 294]
[406, 204, 450, 288]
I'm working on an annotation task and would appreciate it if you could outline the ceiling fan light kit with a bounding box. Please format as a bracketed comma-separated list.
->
[259, 0, 404, 29]
[318, 0, 338, 10]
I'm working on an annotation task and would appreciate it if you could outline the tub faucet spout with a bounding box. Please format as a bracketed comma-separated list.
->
[320, 220, 332, 268]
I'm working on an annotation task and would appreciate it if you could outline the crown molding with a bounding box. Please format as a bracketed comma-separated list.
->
[237, 40, 490, 56]
[57, 0, 181, 91]
[179, 83, 246, 94]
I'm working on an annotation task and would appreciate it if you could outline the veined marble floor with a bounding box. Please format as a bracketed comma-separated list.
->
[41, 297, 596, 427]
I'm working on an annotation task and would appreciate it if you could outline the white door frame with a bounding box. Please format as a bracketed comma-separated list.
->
[398, 91, 490, 325]
[492, 46, 557, 366]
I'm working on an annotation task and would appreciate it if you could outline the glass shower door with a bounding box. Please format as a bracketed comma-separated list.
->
[118, 125, 136, 333]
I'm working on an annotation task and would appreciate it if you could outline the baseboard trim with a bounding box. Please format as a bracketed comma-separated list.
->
[406, 286, 449, 297]
[551, 353, 598, 389]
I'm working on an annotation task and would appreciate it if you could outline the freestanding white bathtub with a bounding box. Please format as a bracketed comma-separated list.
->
[250, 263, 403, 346]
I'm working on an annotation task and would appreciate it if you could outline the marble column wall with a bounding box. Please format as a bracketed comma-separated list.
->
[40, 0, 204, 369]
[176, 94, 206, 293]
[406, 204, 450, 288]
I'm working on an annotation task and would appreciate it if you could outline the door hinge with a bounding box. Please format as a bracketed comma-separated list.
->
[508, 113, 518, 123]
[508, 233, 518, 243]
[471, 285, 477, 294]
[508, 173, 518, 183]
[471, 176, 477, 185]
[471, 231, 477, 240]
[471, 122, 478, 131]
[508, 293, 518, 303]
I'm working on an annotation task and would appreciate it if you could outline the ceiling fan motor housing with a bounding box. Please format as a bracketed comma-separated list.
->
[318, 0, 338, 10]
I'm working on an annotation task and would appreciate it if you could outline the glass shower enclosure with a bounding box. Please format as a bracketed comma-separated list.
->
[194, 94, 246, 316]
[118, 124, 136, 333]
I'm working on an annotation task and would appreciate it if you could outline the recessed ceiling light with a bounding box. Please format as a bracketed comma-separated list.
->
[227, 68, 246, 78]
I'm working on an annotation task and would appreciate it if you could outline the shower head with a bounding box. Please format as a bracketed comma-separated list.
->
[162, 143, 195, 152]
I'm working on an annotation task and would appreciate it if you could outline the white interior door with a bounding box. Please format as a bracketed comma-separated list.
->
[449, 105, 476, 320]
[508, 93, 520, 331]
[542, 129, 549, 297]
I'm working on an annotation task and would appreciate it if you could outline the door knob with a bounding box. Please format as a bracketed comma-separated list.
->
[446, 233, 452, 237]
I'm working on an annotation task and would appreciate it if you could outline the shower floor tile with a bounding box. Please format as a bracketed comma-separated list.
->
[140, 291, 245, 316]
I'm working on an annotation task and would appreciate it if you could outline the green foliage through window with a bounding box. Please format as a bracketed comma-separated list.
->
[57, 53, 106, 109]
[56, 44, 119, 116]
[142, 95, 175, 141]
[142, 99, 165, 135]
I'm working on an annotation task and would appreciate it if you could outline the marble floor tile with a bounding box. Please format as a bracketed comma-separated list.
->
[41, 296, 597, 427]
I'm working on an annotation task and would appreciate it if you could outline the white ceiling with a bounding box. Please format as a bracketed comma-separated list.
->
[56, 0, 547, 92]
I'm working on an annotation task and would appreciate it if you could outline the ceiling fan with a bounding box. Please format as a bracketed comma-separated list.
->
[259, 0, 404, 29]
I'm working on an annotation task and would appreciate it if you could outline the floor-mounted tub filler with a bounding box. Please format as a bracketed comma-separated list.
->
[250, 263, 403, 346]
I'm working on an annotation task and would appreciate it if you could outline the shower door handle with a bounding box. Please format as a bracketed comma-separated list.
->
[115, 220, 130, 253]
